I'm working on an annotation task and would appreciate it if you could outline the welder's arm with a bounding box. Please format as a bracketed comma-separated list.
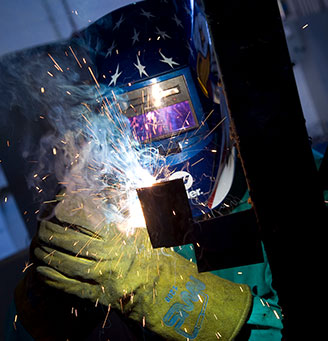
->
[15, 193, 252, 340]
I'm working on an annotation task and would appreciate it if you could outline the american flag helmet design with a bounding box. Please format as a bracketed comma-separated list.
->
[80, 0, 218, 93]
[77, 0, 235, 216]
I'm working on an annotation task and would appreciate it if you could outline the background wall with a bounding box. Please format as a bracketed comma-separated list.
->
[0, 0, 140, 56]
[281, 0, 328, 148]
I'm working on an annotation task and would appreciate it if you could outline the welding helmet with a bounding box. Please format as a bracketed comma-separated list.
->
[83, 0, 235, 218]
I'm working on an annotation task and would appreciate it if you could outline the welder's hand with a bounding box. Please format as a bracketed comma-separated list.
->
[33, 192, 253, 340]
[33, 192, 140, 311]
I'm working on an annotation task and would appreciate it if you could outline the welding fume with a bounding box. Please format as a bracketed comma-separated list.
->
[3, 0, 284, 340]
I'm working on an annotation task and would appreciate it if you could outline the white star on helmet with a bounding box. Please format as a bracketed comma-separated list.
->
[134, 55, 149, 78]
[159, 51, 179, 68]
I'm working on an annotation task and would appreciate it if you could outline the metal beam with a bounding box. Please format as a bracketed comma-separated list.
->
[202, 0, 326, 338]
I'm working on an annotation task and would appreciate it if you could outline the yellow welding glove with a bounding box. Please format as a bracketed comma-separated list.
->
[25, 192, 252, 340]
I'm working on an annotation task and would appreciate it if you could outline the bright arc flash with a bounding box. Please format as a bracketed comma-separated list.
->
[151, 83, 163, 108]
[126, 195, 147, 229]
[119, 168, 156, 234]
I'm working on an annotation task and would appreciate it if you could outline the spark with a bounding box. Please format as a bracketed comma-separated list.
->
[81, 113, 92, 126]
[44, 249, 55, 264]
[54, 64, 61, 72]
[48, 53, 63, 72]
[191, 109, 214, 138]
[302, 23, 309, 29]
[52, 147, 57, 155]
[43, 200, 58, 205]
[191, 158, 204, 167]
[273, 310, 280, 319]
[114, 252, 124, 269]
[102, 304, 111, 328]
[13, 315, 17, 330]
[88, 66, 100, 88]
[204, 116, 227, 140]
[22, 262, 34, 273]
[69, 46, 82, 68]
[94, 257, 103, 270]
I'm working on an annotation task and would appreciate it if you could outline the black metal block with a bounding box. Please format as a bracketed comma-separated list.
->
[193, 209, 263, 272]
[136, 179, 194, 248]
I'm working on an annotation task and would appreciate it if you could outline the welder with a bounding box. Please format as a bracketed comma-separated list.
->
[5, 0, 284, 340]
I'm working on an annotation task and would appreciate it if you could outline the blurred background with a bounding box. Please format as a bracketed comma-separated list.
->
[0, 0, 327, 338]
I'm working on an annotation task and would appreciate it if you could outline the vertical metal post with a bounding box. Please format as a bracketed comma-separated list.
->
[202, 0, 326, 338]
